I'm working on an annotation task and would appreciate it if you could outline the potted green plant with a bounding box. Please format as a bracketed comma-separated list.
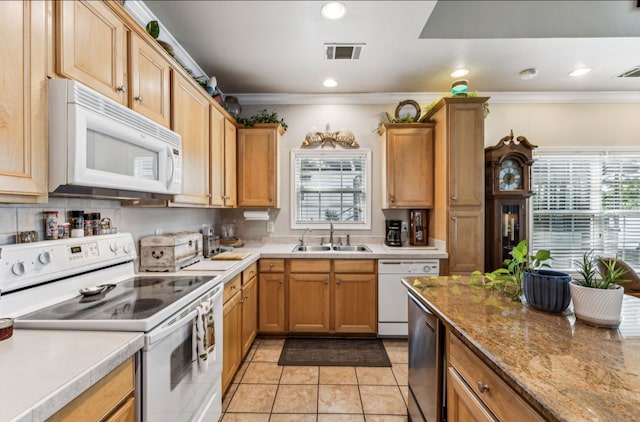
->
[570, 251, 628, 328]
[473, 239, 571, 312]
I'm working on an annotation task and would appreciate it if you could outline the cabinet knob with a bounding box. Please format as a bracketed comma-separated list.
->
[269, 263, 274, 268]
[134, 95, 144, 102]
[269, 197, 273, 202]
[116, 85, 127, 93]
[477, 381, 490, 393]
[451, 195, 457, 201]
[390, 197, 395, 203]
[336, 280, 341, 285]
[279, 279, 284, 284]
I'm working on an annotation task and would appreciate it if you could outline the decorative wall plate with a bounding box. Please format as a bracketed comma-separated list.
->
[395, 100, 421, 121]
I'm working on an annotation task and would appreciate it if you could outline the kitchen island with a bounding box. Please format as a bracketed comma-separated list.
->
[403, 276, 640, 422]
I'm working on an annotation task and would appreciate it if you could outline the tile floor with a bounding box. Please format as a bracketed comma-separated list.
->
[221, 338, 409, 422]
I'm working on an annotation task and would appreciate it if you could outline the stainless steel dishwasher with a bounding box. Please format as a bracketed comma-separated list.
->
[378, 259, 439, 336]
[408, 291, 445, 422]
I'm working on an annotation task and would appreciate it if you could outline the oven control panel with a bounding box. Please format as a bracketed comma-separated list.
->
[0, 233, 136, 294]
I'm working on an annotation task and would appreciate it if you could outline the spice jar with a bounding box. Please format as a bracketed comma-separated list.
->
[83, 213, 93, 236]
[92, 212, 101, 235]
[70, 210, 84, 238]
[44, 211, 59, 240]
[0, 318, 14, 341]
[58, 222, 70, 239]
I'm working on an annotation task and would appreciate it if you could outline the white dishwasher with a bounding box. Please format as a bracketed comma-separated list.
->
[378, 259, 440, 337]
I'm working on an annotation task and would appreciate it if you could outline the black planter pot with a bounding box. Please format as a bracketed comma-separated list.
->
[523, 269, 572, 313]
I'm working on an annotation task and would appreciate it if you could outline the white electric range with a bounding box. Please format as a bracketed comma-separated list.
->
[0, 233, 223, 422]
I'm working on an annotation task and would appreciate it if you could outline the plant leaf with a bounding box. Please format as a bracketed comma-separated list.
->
[145, 20, 160, 39]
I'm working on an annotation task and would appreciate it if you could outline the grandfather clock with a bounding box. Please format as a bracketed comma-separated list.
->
[485, 130, 537, 271]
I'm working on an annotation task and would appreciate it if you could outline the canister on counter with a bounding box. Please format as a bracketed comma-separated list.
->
[92, 212, 101, 235]
[83, 213, 93, 236]
[44, 211, 59, 240]
[70, 210, 84, 238]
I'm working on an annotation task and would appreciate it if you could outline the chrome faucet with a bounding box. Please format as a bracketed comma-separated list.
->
[299, 228, 311, 246]
[329, 220, 334, 247]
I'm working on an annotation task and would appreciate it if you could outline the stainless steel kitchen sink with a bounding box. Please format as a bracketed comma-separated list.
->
[291, 245, 333, 252]
[332, 245, 372, 252]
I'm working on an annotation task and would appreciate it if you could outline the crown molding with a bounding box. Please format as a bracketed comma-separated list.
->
[233, 91, 640, 106]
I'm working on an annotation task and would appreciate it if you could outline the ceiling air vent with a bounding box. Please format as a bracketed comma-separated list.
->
[617, 66, 640, 78]
[325, 43, 365, 60]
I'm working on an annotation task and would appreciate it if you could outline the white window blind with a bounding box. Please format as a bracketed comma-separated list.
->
[291, 149, 371, 229]
[531, 150, 640, 272]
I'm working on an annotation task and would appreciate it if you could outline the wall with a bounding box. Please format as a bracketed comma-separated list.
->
[228, 101, 640, 242]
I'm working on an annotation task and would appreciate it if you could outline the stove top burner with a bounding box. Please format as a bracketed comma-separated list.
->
[18, 274, 216, 323]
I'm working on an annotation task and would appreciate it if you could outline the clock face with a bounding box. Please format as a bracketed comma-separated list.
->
[499, 159, 522, 191]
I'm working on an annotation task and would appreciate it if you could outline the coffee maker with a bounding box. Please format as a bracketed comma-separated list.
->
[385, 219, 402, 247]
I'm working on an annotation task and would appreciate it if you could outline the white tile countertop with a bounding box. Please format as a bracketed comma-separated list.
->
[0, 330, 143, 422]
[245, 243, 449, 259]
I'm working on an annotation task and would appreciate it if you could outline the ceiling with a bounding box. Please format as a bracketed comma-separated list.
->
[143, 0, 640, 96]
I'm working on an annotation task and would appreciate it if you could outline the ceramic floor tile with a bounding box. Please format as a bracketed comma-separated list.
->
[252, 339, 285, 362]
[241, 361, 283, 384]
[232, 360, 250, 384]
[359, 385, 407, 415]
[365, 415, 408, 422]
[280, 365, 319, 384]
[318, 414, 365, 422]
[391, 363, 408, 386]
[270, 414, 317, 422]
[222, 382, 239, 412]
[226, 384, 277, 413]
[399, 385, 409, 408]
[355, 367, 398, 385]
[272, 384, 318, 413]
[245, 340, 260, 361]
[319, 366, 358, 385]
[318, 385, 363, 414]
[220, 413, 270, 422]
[385, 348, 408, 364]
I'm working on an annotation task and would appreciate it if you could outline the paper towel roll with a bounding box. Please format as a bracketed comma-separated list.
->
[243, 210, 270, 220]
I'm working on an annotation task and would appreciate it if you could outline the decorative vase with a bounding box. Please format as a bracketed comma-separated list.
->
[569, 281, 624, 328]
[224, 96, 241, 117]
[522, 269, 572, 313]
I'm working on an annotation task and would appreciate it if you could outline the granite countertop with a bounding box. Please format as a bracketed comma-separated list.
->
[0, 330, 143, 422]
[402, 276, 640, 422]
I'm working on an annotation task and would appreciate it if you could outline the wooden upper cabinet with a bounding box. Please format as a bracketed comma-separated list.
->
[380, 123, 435, 208]
[237, 124, 283, 207]
[128, 32, 171, 127]
[170, 73, 210, 206]
[57, 0, 127, 104]
[210, 109, 237, 207]
[0, 1, 48, 203]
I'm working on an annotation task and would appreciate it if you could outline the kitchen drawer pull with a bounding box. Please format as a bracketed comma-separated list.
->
[269, 263, 274, 267]
[477, 381, 490, 393]
[116, 85, 127, 93]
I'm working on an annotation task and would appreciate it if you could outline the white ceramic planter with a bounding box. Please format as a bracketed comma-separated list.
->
[569, 281, 624, 328]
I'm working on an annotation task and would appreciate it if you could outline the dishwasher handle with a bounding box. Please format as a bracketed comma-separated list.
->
[409, 292, 438, 332]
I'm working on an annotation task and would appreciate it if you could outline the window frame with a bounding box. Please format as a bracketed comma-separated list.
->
[290, 148, 372, 230]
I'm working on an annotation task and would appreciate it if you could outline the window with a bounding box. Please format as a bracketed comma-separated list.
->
[291, 149, 371, 230]
[531, 149, 640, 272]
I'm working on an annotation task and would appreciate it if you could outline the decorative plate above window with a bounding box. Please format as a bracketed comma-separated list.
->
[302, 124, 359, 148]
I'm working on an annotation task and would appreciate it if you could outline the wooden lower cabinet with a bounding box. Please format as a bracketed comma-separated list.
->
[447, 331, 544, 422]
[448, 208, 484, 274]
[48, 357, 135, 422]
[222, 286, 242, 393]
[334, 272, 377, 334]
[241, 265, 258, 357]
[258, 259, 286, 334]
[288, 273, 331, 333]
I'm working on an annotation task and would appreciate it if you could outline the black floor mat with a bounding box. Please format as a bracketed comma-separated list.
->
[278, 338, 392, 367]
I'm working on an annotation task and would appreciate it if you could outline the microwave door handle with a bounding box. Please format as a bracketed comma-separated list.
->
[166, 145, 176, 190]
[148, 308, 198, 346]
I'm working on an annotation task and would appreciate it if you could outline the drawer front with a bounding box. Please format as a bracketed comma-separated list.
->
[289, 259, 331, 273]
[334, 259, 375, 273]
[259, 258, 285, 273]
[448, 333, 544, 422]
[224, 274, 242, 303]
[242, 262, 258, 284]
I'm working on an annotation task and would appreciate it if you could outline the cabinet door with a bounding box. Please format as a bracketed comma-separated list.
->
[129, 32, 171, 127]
[241, 275, 257, 357]
[222, 291, 242, 393]
[237, 126, 279, 207]
[57, 0, 126, 103]
[209, 106, 225, 207]
[171, 73, 210, 205]
[385, 127, 434, 208]
[288, 273, 331, 333]
[449, 209, 484, 274]
[258, 273, 286, 333]
[0, 1, 47, 202]
[224, 118, 237, 207]
[448, 102, 484, 207]
[104, 397, 135, 422]
[447, 368, 497, 422]
[334, 273, 377, 334]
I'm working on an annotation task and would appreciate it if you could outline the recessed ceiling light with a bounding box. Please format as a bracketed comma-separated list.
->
[569, 67, 591, 77]
[323, 78, 338, 88]
[519, 68, 538, 80]
[451, 69, 469, 78]
[321, 2, 346, 19]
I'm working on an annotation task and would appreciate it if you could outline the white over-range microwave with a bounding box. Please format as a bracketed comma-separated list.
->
[48, 79, 182, 200]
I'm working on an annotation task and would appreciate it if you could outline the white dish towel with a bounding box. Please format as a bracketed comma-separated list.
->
[193, 297, 216, 373]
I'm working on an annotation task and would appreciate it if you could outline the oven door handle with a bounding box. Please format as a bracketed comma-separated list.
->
[148, 308, 199, 346]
